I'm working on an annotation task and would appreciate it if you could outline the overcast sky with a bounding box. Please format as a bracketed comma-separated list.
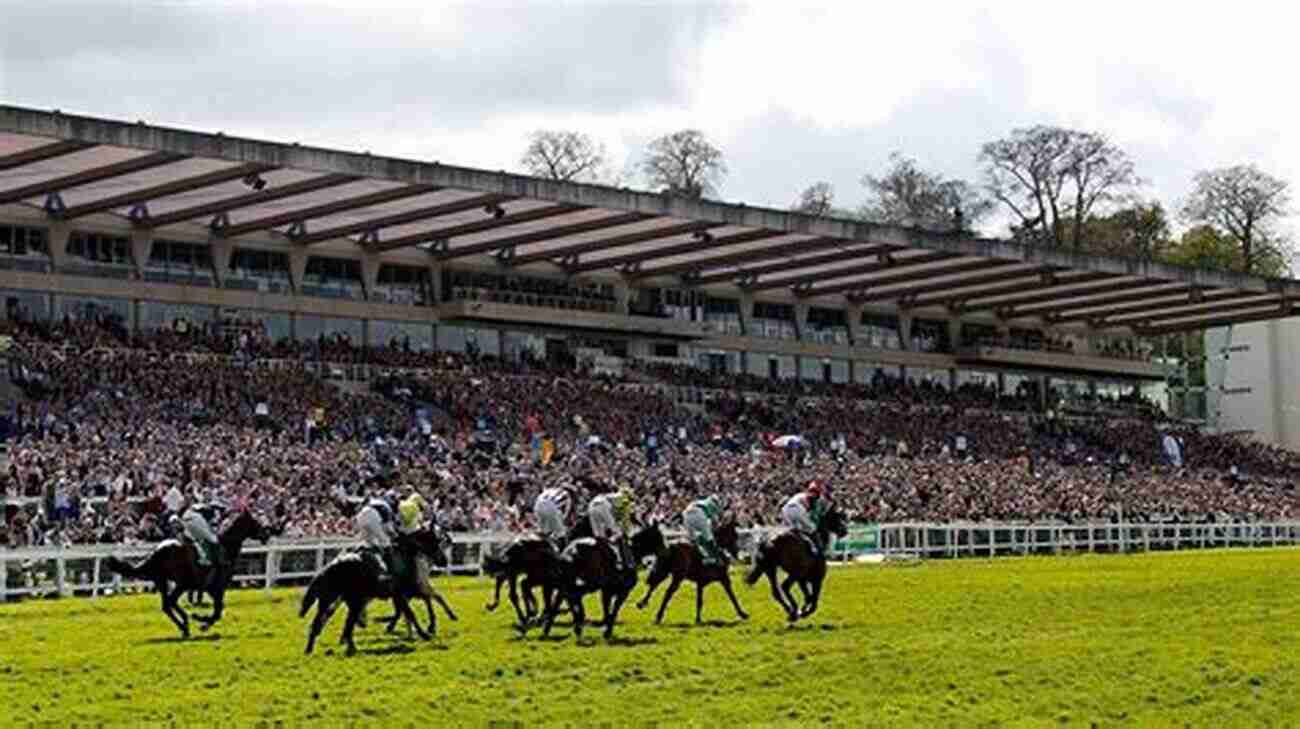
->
[2, 1, 1297, 236]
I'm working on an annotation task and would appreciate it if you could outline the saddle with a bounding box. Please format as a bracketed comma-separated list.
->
[788, 530, 822, 558]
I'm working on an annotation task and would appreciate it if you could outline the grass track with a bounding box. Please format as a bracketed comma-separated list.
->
[2, 549, 1299, 728]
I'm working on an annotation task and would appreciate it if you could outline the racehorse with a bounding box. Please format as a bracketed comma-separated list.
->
[537, 522, 665, 640]
[299, 526, 447, 656]
[105, 511, 270, 638]
[744, 504, 849, 622]
[636, 519, 748, 624]
[378, 527, 458, 636]
[482, 518, 592, 628]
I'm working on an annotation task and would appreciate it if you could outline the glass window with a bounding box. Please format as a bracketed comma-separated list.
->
[858, 312, 901, 350]
[373, 264, 431, 306]
[751, 301, 798, 339]
[302, 256, 366, 301]
[294, 315, 363, 344]
[369, 320, 434, 352]
[227, 248, 292, 293]
[217, 308, 291, 343]
[144, 239, 215, 286]
[1, 290, 50, 321]
[138, 302, 215, 333]
[437, 325, 501, 356]
[703, 297, 742, 335]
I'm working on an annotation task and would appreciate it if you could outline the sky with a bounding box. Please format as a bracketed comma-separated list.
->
[2, 1, 1297, 238]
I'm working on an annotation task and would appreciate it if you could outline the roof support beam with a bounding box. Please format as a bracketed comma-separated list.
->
[142, 173, 360, 229]
[507, 221, 721, 269]
[1044, 290, 1248, 325]
[806, 259, 1022, 300]
[291, 193, 510, 246]
[1104, 294, 1286, 326]
[1011, 283, 1193, 319]
[368, 203, 583, 253]
[0, 140, 96, 171]
[955, 275, 1135, 314]
[571, 228, 787, 275]
[743, 251, 954, 292]
[54, 162, 278, 220]
[0, 151, 187, 206]
[439, 211, 654, 262]
[214, 183, 440, 238]
[640, 237, 841, 282]
[7, 104, 1297, 296]
[748, 253, 951, 292]
[1137, 302, 1299, 335]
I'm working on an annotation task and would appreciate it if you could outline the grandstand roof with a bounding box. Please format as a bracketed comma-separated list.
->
[2, 104, 1298, 335]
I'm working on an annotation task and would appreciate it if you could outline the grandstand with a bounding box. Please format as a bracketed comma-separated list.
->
[1, 104, 1297, 435]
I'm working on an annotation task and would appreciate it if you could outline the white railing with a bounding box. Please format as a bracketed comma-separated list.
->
[874, 521, 1300, 559]
[0, 528, 780, 602]
[4, 521, 1297, 602]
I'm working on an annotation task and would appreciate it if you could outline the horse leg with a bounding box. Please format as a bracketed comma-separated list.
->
[719, 574, 749, 621]
[485, 574, 505, 612]
[694, 581, 707, 625]
[763, 569, 795, 621]
[570, 589, 587, 640]
[431, 589, 458, 622]
[305, 593, 337, 655]
[636, 567, 666, 610]
[396, 595, 429, 641]
[166, 583, 192, 638]
[507, 574, 529, 628]
[802, 573, 826, 618]
[780, 575, 802, 622]
[158, 581, 187, 638]
[341, 599, 362, 656]
[197, 587, 225, 631]
[605, 588, 630, 640]
[654, 575, 683, 625]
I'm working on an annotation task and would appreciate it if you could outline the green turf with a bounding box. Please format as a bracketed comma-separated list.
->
[2, 549, 1298, 728]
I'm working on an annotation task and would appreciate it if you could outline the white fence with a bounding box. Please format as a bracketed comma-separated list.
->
[3, 521, 1298, 601]
[875, 521, 1300, 559]
[0, 528, 776, 602]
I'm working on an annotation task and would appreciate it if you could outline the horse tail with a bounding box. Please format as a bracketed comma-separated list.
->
[299, 573, 325, 618]
[744, 538, 771, 586]
[105, 555, 151, 581]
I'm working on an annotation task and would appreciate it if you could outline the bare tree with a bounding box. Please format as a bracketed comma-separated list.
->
[979, 126, 1139, 249]
[520, 130, 607, 182]
[1181, 164, 1293, 275]
[861, 153, 991, 232]
[793, 182, 836, 217]
[640, 129, 726, 198]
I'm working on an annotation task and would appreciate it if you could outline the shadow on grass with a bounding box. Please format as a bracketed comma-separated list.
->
[662, 619, 748, 630]
[137, 634, 225, 645]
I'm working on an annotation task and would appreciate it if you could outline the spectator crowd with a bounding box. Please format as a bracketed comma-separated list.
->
[2, 312, 1297, 550]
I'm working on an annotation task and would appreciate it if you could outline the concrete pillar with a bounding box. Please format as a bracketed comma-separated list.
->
[208, 236, 231, 287]
[613, 280, 632, 315]
[47, 222, 71, 271]
[997, 371, 1006, 396]
[947, 317, 962, 352]
[129, 230, 153, 280]
[360, 252, 381, 301]
[289, 248, 308, 293]
[738, 293, 754, 336]
[845, 302, 864, 346]
[898, 314, 914, 352]
[794, 302, 809, 340]
[426, 261, 442, 304]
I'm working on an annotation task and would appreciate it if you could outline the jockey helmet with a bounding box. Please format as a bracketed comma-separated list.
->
[806, 481, 824, 499]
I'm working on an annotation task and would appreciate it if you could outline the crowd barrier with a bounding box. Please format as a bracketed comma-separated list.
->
[5, 521, 1297, 602]
[0, 527, 777, 602]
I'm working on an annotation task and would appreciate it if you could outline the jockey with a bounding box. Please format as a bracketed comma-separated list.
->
[354, 496, 398, 581]
[180, 501, 225, 571]
[683, 494, 727, 566]
[781, 481, 827, 556]
[396, 491, 426, 536]
[534, 483, 575, 552]
[588, 487, 635, 570]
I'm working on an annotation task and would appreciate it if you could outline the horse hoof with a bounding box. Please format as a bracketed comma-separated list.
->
[738, 612, 750, 621]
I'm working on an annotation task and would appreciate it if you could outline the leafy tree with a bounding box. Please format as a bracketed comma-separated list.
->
[979, 125, 1139, 249]
[792, 182, 836, 217]
[860, 152, 990, 232]
[1076, 201, 1172, 260]
[640, 129, 726, 198]
[1180, 164, 1293, 275]
[1161, 224, 1290, 278]
[520, 130, 608, 182]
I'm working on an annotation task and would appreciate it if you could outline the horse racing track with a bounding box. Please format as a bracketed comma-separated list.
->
[2, 549, 1298, 728]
